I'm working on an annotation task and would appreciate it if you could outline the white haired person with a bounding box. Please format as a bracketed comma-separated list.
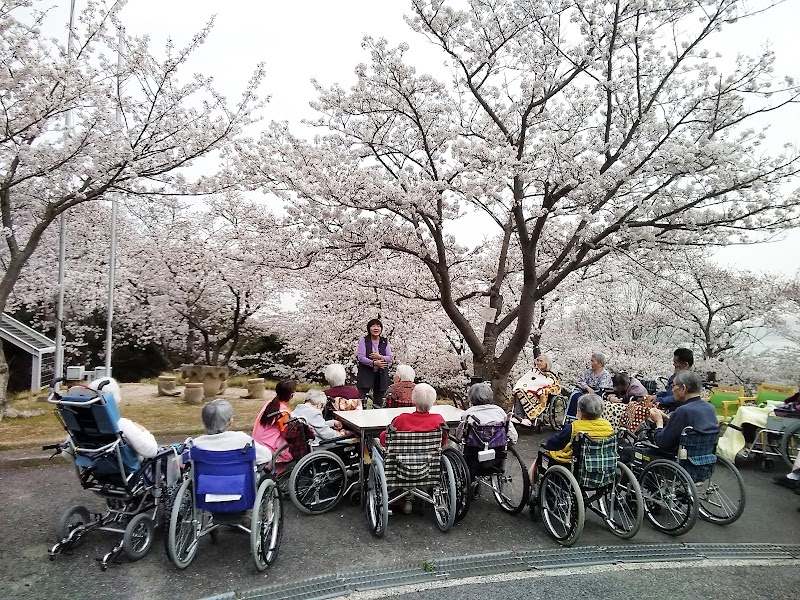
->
[322, 364, 362, 411]
[457, 382, 518, 444]
[378, 383, 447, 446]
[193, 399, 272, 465]
[565, 351, 613, 421]
[383, 364, 417, 408]
[291, 390, 349, 440]
[510, 354, 561, 427]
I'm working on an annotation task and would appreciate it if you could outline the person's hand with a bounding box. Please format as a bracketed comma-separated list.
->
[608, 394, 621, 403]
[648, 407, 665, 427]
[333, 420, 343, 430]
[369, 351, 382, 360]
[585, 386, 595, 394]
[374, 359, 387, 369]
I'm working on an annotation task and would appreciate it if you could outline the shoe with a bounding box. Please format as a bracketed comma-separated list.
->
[471, 480, 481, 498]
[402, 498, 413, 515]
[772, 475, 800, 490]
[510, 416, 522, 425]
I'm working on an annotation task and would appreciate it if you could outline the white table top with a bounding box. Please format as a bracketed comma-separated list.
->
[334, 405, 464, 433]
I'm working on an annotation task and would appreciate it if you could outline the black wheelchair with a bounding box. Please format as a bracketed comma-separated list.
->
[619, 422, 746, 536]
[273, 415, 362, 515]
[365, 426, 468, 537]
[456, 415, 530, 515]
[529, 433, 644, 546]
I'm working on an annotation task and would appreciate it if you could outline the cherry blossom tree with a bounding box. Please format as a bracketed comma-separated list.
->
[0, 0, 265, 414]
[249, 0, 800, 403]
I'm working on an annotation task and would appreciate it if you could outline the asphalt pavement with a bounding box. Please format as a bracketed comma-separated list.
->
[1, 429, 798, 599]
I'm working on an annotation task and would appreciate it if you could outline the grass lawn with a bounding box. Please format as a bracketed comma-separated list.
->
[0, 380, 309, 450]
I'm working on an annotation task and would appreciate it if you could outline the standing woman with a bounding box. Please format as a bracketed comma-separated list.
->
[356, 318, 393, 408]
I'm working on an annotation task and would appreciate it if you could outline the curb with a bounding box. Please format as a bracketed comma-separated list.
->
[202, 543, 800, 600]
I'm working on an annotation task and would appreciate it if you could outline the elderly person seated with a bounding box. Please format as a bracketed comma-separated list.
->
[323, 364, 361, 411]
[291, 390, 348, 441]
[528, 394, 613, 481]
[566, 352, 613, 421]
[383, 364, 417, 408]
[607, 373, 649, 403]
[511, 353, 561, 427]
[379, 383, 447, 446]
[194, 399, 272, 465]
[648, 370, 718, 455]
[457, 381, 518, 444]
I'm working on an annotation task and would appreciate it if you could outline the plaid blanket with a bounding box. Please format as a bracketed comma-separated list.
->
[679, 431, 718, 482]
[383, 428, 443, 489]
[284, 419, 314, 460]
[574, 435, 618, 489]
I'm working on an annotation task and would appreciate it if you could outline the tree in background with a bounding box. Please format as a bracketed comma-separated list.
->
[0, 1, 264, 414]
[252, 0, 800, 403]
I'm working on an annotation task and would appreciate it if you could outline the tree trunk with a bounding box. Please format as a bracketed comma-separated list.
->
[473, 355, 514, 411]
[0, 342, 8, 420]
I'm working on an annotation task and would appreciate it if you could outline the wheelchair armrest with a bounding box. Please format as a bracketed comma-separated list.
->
[373, 440, 387, 456]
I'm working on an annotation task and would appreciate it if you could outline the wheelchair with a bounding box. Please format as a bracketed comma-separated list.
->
[274, 415, 361, 514]
[529, 433, 644, 546]
[44, 379, 180, 570]
[164, 443, 283, 572]
[457, 415, 530, 515]
[365, 426, 465, 537]
[619, 423, 746, 536]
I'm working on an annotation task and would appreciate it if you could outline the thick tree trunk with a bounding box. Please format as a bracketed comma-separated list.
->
[0, 342, 8, 420]
[473, 356, 514, 411]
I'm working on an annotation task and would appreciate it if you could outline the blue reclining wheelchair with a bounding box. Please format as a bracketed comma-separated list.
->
[165, 442, 283, 572]
[45, 379, 179, 569]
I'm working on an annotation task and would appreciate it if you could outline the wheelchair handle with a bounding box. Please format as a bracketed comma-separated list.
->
[49, 378, 64, 401]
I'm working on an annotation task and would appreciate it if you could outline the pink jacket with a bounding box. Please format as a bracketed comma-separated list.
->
[252, 402, 292, 462]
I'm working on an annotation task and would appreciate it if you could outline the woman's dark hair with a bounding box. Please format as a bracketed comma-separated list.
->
[612, 372, 630, 388]
[259, 379, 296, 427]
[366, 318, 383, 333]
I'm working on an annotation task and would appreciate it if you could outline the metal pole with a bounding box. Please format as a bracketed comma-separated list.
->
[54, 0, 77, 380]
[104, 25, 124, 374]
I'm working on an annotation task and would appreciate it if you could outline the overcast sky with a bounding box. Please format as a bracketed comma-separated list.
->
[44, 0, 800, 276]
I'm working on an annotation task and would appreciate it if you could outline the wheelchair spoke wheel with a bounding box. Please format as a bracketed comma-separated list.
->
[597, 462, 643, 539]
[56, 505, 92, 547]
[443, 447, 471, 523]
[780, 420, 800, 469]
[366, 454, 388, 538]
[434, 455, 457, 532]
[540, 465, 585, 546]
[491, 447, 530, 515]
[167, 477, 199, 569]
[122, 513, 154, 561]
[548, 395, 567, 431]
[289, 450, 347, 514]
[639, 460, 698, 536]
[251, 479, 283, 571]
[697, 455, 746, 525]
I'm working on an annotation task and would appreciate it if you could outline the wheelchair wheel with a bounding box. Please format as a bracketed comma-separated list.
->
[251, 479, 283, 572]
[434, 454, 457, 532]
[167, 477, 199, 569]
[56, 505, 91, 546]
[289, 450, 347, 514]
[540, 465, 585, 546]
[122, 513, 155, 561]
[491, 447, 530, 515]
[548, 395, 567, 431]
[366, 455, 388, 538]
[443, 447, 471, 523]
[697, 455, 746, 525]
[597, 462, 643, 539]
[639, 459, 698, 536]
[780, 420, 800, 468]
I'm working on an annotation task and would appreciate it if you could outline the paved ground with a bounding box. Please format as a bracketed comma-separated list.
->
[1, 429, 798, 599]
